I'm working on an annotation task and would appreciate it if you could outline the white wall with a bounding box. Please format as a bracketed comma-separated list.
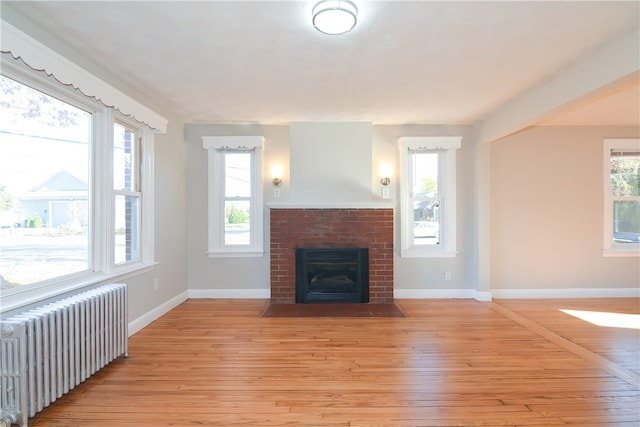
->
[127, 117, 189, 331]
[491, 126, 640, 295]
[373, 125, 482, 297]
[185, 124, 289, 295]
[289, 122, 373, 203]
[184, 122, 485, 297]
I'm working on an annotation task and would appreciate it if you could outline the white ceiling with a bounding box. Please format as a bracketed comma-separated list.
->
[3, 0, 639, 127]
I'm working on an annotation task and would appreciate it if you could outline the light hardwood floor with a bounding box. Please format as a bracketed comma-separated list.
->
[30, 298, 639, 427]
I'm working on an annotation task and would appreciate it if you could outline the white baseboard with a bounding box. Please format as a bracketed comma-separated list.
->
[491, 287, 640, 299]
[128, 291, 188, 336]
[473, 290, 493, 302]
[188, 288, 270, 299]
[129, 287, 636, 336]
[394, 288, 490, 300]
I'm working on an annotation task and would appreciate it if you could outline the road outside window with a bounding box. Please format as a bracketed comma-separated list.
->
[0, 75, 91, 290]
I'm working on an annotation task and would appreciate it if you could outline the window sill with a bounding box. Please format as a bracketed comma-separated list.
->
[0, 261, 158, 315]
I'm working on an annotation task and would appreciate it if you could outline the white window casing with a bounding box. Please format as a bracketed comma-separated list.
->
[0, 53, 159, 313]
[203, 136, 265, 257]
[602, 138, 640, 257]
[1, 21, 167, 132]
[399, 136, 461, 258]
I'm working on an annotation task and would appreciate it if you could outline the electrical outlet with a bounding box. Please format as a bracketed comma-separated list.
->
[154, 278, 160, 290]
[274, 188, 281, 198]
[381, 187, 390, 199]
[444, 272, 451, 281]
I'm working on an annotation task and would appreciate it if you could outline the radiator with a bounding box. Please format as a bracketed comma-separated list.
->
[0, 284, 127, 427]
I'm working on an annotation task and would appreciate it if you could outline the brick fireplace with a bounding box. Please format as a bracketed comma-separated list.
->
[269, 208, 394, 304]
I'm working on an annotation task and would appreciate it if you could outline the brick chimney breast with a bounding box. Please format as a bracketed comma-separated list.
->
[269, 208, 393, 304]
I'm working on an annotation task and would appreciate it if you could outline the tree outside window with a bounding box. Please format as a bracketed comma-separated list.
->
[202, 136, 264, 257]
[603, 139, 640, 254]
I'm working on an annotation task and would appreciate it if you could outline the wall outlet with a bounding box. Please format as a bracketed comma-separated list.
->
[274, 188, 281, 198]
[381, 187, 390, 199]
[444, 272, 451, 281]
[153, 278, 160, 290]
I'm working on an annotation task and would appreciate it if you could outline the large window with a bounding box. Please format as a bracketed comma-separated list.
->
[203, 136, 264, 257]
[399, 136, 461, 257]
[603, 139, 640, 256]
[0, 74, 91, 286]
[0, 68, 155, 309]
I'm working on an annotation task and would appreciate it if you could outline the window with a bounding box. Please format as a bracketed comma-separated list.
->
[203, 136, 264, 257]
[114, 122, 141, 264]
[0, 67, 155, 310]
[0, 74, 91, 285]
[399, 136, 461, 257]
[603, 139, 640, 256]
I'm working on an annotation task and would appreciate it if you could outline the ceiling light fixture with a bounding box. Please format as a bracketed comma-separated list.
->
[312, 0, 358, 35]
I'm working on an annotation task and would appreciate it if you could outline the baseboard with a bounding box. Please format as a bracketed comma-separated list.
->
[127, 287, 635, 335]
[473, 290, 493, 301]
[394, 288, 483, 300]
[128, 291, 188, 336]
[188, 288, 270, 299]
[491, 287, 640, 299]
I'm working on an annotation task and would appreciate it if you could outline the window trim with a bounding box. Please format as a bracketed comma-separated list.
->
[602, 138, 640, 257]
[1, 21, 167, 132]
[399, 136, 461, 258]
[0, 59, 157, 314]
[202, 136, 264, 258]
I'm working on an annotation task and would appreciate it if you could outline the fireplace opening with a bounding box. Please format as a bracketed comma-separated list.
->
[295, 248, 369, 303]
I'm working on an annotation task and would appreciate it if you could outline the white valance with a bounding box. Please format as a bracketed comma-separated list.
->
[398, 136, 462, 151]
[1, 21, 167, 133]
[202, 136, 265, 151]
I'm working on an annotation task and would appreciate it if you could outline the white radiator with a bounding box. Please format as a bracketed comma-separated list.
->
[0, 284, 127, 427]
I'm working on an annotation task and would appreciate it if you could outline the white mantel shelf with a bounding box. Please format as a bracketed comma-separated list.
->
[266, 201, 396, 209]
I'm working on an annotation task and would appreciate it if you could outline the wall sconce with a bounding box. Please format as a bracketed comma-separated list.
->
[271, 164, 283, 198]
[379, 163, 392, 199]
[271, 164, 283, 186]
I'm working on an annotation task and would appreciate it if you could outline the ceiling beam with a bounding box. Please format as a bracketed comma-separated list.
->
[477, 28, 640, 144]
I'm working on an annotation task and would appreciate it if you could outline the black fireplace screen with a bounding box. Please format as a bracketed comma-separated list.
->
[295, 248, 369, 303]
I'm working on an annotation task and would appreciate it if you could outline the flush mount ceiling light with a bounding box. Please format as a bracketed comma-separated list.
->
[312, 0, 358, 35]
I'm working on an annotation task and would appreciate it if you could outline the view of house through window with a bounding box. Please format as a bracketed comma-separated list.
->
[0, 75, 91, 289]
[411, 150, 441, 246]
[399, 136, 460, 258]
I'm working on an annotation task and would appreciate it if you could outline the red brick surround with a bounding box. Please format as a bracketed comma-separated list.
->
[270, 208, 394, 304]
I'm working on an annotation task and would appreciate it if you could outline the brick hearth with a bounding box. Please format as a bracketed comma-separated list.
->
[269, 208, 394, 304]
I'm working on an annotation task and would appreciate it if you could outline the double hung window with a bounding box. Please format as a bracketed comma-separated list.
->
[399, 136, 461, 257]
[203, 136, 264, 257]
[113, 122, 142, 264]
[603, 139, 640, 255]
[0, 67, 155, 310]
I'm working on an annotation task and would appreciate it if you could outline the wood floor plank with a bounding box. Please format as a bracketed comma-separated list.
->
[489, 301, 640, 386]
[495, 298, 640, 376]
[28, 298, 640, 426]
